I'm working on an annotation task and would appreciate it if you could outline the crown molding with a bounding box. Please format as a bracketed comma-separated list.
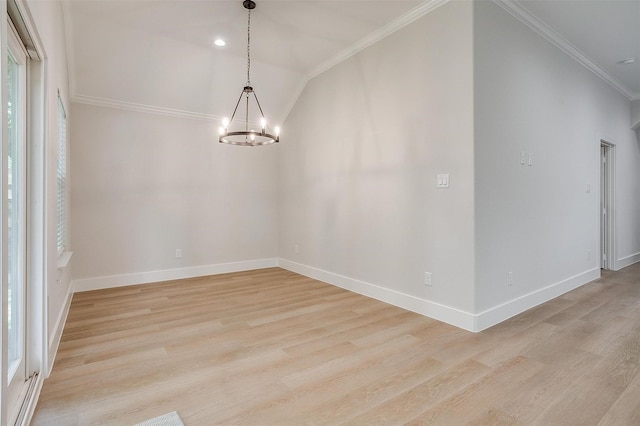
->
[67, 0, 640, 126]
[493, 0, 634, 101]
[279, 0, 450, 126]
[72, 94, 223, 121]
[307, 0, 450, 81]
[72, 94, 269, 130]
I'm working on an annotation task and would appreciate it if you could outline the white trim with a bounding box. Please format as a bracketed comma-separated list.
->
[66, 0, 455, 128]
[49, 261, 609, 359]
[72, 94, 223, 122]
[279, 0, 450, 126]
[279, 260, 603, 332]
[72, 258, 279, 293]
[474, 268, 600, 331]
[68, 1, 452, 128]
[493, 0, 635, 101]
[599, 138, 617, 272]
[47, 285, 72, 375]
[307, 0, 450, 82]
[17, 375, 42, 426]
[616, 252, 640, 270]
[278, 258, 476, 332]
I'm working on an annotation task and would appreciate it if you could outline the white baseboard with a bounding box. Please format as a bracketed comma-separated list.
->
[47, 284, 73, 376]
[474, 267, 601, 331]
[616, 252, 640, 270]
[278, 258, 477, 331]
[67, 260, 605, 335]
[71, 258, 279, 293]
[278, 259, 601, 332]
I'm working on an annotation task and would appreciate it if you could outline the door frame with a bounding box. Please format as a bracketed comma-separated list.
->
[6, 17, 30, 423]
[600, 140, 615, 271]
[3, 1, 47, 424]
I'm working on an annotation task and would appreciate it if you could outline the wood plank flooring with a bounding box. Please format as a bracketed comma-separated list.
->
[32, 265, 640, 425]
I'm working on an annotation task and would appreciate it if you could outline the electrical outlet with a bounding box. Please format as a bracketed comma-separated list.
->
[294, 244, 300, 254]
[508, 271, 513, 286]
[175, 249, 182, 259]
[587, 250, 592, 261]
[424, 272, 432, 287]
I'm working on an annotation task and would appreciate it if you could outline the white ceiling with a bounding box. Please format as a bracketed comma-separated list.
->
[62, 0, 640, 124]
[517, 0, 640, 96]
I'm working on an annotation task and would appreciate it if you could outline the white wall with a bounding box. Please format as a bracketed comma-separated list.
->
[70, 103, 279, 285]
[632, 99, 640, 130]
[278, 1, 476, 325]
[473, 2, 640, 320]
[24, 0, 72, 370]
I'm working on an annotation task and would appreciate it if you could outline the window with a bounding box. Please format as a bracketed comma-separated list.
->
[7, 19, 29, 420]
[57, 92, 66, 253]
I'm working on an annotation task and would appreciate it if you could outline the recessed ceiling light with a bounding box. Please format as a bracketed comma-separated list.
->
[616, 57, 636, 65]
[214, 39, 226, 47]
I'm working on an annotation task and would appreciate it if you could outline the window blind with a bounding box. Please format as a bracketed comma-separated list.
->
[57, 93, 66, 253]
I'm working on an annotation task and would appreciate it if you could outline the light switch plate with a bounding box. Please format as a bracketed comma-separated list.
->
[437, 174, 450, 188]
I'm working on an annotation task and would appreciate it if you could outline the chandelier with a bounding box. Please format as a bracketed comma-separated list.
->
[219, 0, 280, 146]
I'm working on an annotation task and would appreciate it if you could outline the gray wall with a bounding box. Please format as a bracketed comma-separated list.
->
[279, 1, 476, 318]
[70, 103, 279, 280]
[632, 99, 640, 129]
[67, 0, 640, 331]
[474, 1, 640, 318]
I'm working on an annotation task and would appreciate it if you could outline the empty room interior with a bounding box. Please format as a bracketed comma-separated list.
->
[1, 0, 639, 424]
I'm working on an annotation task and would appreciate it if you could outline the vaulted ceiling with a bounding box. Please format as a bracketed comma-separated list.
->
[62, 0, 640, 126]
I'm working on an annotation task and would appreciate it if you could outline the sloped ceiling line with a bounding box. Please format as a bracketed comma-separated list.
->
[63, 0, 451, 123]
[62, 0, 638, 123]
[306, 0, 450, 82]
[276, 0, 450, 126]
[495, 0, 637, 101]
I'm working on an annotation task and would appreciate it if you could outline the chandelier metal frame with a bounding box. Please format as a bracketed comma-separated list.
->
[219, 0, 280, 146]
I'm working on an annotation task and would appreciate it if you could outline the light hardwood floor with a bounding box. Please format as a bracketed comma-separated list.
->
[32, 265, 640, 425]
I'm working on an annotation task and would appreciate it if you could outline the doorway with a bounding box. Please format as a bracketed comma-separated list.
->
[600, 141, 614, 270]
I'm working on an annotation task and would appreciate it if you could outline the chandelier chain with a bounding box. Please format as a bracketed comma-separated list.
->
[247, 7, 251, 85]
[218, 0, 279, 146]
